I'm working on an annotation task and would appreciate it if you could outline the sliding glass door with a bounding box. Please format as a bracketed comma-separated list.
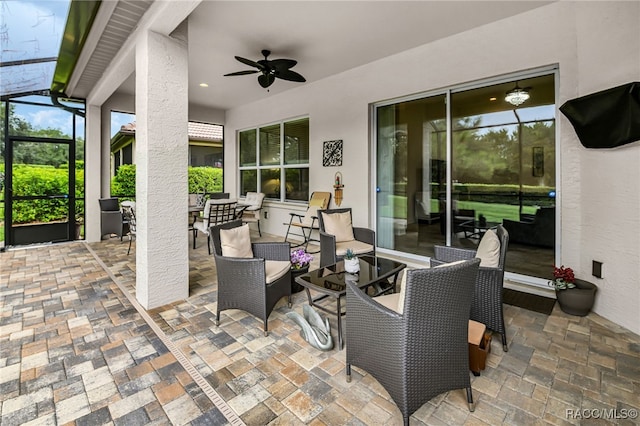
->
[375, 72, 556, 279]
[376, 94, 447, 252]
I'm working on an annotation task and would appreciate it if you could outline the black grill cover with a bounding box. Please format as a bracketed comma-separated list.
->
[559, 82, 640, 149]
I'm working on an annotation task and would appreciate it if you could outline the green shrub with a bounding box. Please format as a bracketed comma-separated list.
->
[110, 164, 223, 197]
[111, 164, 136, 197]
[188, 166, 223, 193]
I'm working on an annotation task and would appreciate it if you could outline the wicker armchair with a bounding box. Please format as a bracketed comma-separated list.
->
[431, 224, 510, 351]
[317, 208, 375, 268]
[346, 259, 481, 425]
[99, 197, 125, 240]
[210, 220, 292, 336]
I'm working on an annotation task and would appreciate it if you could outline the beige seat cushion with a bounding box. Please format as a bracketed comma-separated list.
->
[374, 267, 411, 314]
[468, 319, 486, 345]
[321, 211, 355, 243]
[220, 224, 254, 258]
[265, 260, 290, 284]
[375, 293, 401, 312]
[476, 229, 501, 267]
[335, 240, 374, 256]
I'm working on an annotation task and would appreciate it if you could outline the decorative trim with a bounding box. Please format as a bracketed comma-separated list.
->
[322, 140, 343, 167]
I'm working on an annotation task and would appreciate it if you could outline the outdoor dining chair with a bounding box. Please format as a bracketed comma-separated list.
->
[237, 191, 266, 236]
[192, 199, 241, 254]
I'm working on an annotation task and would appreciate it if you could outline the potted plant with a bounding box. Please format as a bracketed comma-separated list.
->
[343, 248, 360, 274]
[549, 265, 597, 316]
[290, 249, 313, 293]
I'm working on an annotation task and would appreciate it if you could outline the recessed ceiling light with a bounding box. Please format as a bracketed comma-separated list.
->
[199, 83, 209, 87]
[489, 97, 497, 101]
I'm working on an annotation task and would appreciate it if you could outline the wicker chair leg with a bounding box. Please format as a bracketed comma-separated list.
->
[193, 228, 197, 249]
[257, 220, 262, 237]
[206, 235, 211, 255]
[346, 364, 351, 382]
[263, 321, 269, 337]
[501, 331, 508, 352]
[466, 387, 475, 412]
[127, 237, 132, 255]
[214, 312, 220, 326]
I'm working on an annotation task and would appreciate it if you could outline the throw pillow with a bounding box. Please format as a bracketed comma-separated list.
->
[476, 229, 500, 267]
[321, 211, 355, 243]
[220, 224, 253, 258]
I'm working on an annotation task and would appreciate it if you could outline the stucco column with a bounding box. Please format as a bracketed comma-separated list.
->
[85, 104, 102, 242]
[135, 28, 189, 309]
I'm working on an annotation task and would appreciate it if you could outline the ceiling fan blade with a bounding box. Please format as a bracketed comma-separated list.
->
[269, 59, 297, 71]
[275, 69, 306, 83]
[234, 56, 265, 70]
[258, 73, 276, 88]
[224, 70, 260, 76]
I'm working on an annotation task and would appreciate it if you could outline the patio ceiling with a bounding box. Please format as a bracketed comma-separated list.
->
[62, 0, 554, 111]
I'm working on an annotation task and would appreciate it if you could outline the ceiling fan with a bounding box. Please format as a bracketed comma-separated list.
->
[224, 49, 306, 88]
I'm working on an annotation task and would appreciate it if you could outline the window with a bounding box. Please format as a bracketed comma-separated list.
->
[375, 72, 556, 280]
[239, 117, 309, 201]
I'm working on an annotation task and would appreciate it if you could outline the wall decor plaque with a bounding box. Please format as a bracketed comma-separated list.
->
[322, 140, 343, 167]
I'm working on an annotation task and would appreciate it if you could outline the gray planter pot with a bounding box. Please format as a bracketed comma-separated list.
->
[555, 279, 597, 316]
[291, 265, 310, 293]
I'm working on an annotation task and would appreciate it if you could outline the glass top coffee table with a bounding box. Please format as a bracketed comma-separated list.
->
[459, 219, 500, 239]
[294, 255, 406, 350]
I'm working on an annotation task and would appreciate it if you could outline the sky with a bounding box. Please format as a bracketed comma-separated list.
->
[0, 0, 70, 96]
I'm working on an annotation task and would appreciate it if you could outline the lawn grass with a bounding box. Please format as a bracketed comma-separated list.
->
[429, 200, 538, 222]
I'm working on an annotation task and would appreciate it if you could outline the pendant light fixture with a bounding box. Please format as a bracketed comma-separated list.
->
[505, 83, 530, 106]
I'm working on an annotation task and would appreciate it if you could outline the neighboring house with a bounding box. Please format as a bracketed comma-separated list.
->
[110, 121, 224, 174]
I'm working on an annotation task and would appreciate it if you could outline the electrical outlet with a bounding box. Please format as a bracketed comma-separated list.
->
[592, 260, 603, 278]
[264, 211, 268, 219]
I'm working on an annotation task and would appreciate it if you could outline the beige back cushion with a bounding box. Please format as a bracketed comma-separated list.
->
[220, 224, 254, 258]
[321, 211, 355, 243]
[396, 268, 412, 314]
[244, 192, 265, 209]
[476, 229, 501, 267]
[395, 260, 467, 313]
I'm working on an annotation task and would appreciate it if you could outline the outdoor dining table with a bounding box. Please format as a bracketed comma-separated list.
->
[294, 255, 406, 350]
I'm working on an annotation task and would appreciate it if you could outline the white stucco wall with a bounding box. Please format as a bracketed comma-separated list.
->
[224, 2, 640, 334]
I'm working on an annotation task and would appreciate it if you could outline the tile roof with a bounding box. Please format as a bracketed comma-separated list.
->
[118, 121, 223, 141]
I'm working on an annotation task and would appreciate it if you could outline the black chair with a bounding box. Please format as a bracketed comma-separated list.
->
[346, 259, 481, 425]
[207, 192, 230, 200]
[193, 199, 240, 254]
[210, 220, 292, 336]
[121, 202, 136, 255]
[502, 206, 555, 248]
[431, 224, 510, 351]
[317, 208, 375, 268]
[99, 197, 124, 239]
